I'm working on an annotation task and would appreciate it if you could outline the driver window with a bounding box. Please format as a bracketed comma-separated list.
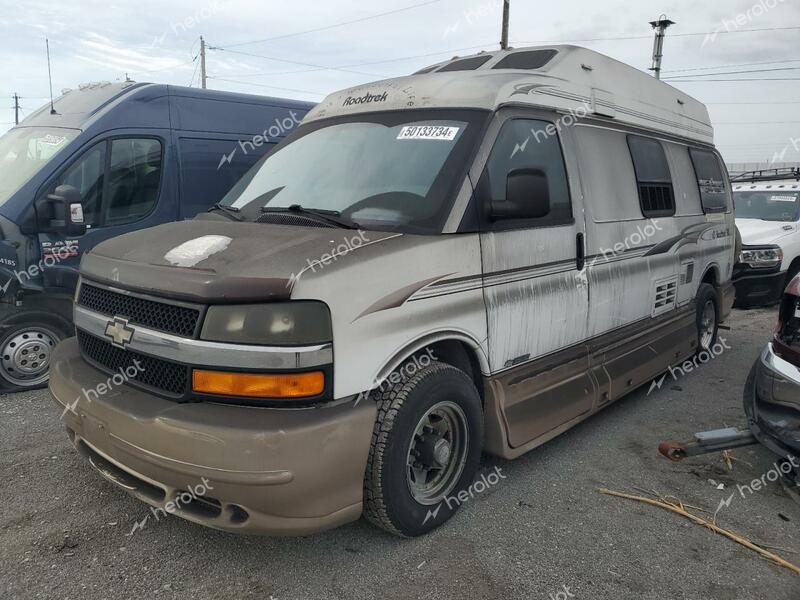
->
[55, 141, 106, 226]
[482, 119, 572, 228]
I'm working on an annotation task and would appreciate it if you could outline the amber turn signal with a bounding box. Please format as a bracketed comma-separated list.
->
[192, 369, 325, 398]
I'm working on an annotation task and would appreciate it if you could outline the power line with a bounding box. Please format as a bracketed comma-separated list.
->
[209, 77, 326, 97]
[706, 100, 800, 105]
[219, 0, 442, 48]
[664, 59, 800, 74]
[208, 47, 386, 77]
[126, 55, 198, 75]
[512, 25, 800, 45]
[670, 78, 800, 82]
[212, 43, 499, 78]
[714, 120, 800, 124]
[665, 66, 800, 80]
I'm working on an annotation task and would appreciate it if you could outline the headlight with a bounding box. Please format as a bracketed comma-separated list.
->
[201, 301, 332, 345]
[739, 246, 783, 269]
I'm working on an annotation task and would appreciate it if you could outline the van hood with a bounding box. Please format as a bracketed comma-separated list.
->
[80, 217, 402, 303]
[736, 218, 798, 246]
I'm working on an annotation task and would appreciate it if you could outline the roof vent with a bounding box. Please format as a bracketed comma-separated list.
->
[492, 49, 557, 70]
[437, 55, 493, 72]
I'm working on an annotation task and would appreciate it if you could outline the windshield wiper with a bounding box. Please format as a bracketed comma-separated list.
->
[209, 203, 245, 222]
[261, 204, 361, 230]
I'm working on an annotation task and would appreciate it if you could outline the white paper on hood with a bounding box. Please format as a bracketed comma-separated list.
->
[164, 235, 232, 268]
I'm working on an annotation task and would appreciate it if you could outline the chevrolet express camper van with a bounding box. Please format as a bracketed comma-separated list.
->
[0, 82, 312, 391]
[49, 45, 736, 537]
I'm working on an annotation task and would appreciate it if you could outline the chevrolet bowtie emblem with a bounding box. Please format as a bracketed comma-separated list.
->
[105, 316, 134, 348]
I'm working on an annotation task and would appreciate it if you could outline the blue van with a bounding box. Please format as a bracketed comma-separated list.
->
[0, 82, 313, 390]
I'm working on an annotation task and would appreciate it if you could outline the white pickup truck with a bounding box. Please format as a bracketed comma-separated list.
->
[732, 170, 800, 307]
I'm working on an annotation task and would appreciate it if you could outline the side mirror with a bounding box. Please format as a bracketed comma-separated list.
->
[490, 168, 551, 221]
[47, 185, 87, 236]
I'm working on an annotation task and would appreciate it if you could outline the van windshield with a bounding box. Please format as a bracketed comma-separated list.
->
[734, 190, 800, 222]
[219, 109, 487, 233]
[0, 127, 80, 206]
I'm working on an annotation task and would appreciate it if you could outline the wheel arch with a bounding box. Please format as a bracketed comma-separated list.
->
[700, 263, 720, 287]
[372, 331, 489, 402]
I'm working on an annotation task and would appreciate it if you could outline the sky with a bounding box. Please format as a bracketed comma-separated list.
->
[1, 0, 799, 165]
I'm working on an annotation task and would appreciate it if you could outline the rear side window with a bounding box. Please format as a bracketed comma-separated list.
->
[104, 138, 162, 225]
[689, 148, 728, 213]
[179, 138, 272, 219]
[627, 135, 675, 218]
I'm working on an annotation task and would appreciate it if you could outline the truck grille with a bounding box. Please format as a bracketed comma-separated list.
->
[77, 283, 200, 338]
[77, 330, 188, 397]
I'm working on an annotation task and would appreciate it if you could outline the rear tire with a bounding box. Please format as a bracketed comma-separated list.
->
[696, 283, 719, 354]
[363, 361, 483, 537]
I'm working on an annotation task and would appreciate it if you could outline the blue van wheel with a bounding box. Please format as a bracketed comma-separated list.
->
[0, 324, 62, 391]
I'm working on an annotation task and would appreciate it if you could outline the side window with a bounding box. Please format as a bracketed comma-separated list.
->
[627, 135, 675, 218]
[55, 141, 106, 226]
[178, 138, 272, 219]
[689, 148, 728, 213]
[481, 118, 572, 228]
[104, 138, 162, 225]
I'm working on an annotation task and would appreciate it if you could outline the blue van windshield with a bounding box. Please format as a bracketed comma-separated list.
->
[0, 127, 80, 206]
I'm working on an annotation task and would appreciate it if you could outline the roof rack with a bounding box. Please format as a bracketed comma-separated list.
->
[730, 167, 800, 183]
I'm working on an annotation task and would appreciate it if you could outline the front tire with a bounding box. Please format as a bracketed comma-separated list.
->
[363, 361, 483, 537]
[0, 323, 64, 392]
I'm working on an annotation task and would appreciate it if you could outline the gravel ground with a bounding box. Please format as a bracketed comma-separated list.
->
[1, 307, 798, 600]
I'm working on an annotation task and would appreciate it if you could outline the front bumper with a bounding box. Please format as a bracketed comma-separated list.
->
[49, 338, 377, 536]
[744, 343, 800, 462]
[733, 267, 786, 307]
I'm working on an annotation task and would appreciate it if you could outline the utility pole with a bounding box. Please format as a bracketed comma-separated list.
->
[649, 15, 675, 80]
[200, 36, 207, 89]
[12, 93, 19, 125]
[500, 0, 510, 50]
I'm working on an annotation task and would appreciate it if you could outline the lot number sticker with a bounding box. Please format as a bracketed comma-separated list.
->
[397, 126, 460, 140]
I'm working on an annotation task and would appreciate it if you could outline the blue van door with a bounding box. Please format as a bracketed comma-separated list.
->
[36, 132, 177, 290]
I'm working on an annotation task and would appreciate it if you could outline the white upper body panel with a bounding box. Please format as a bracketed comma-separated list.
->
[305, 45, 713, 145]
